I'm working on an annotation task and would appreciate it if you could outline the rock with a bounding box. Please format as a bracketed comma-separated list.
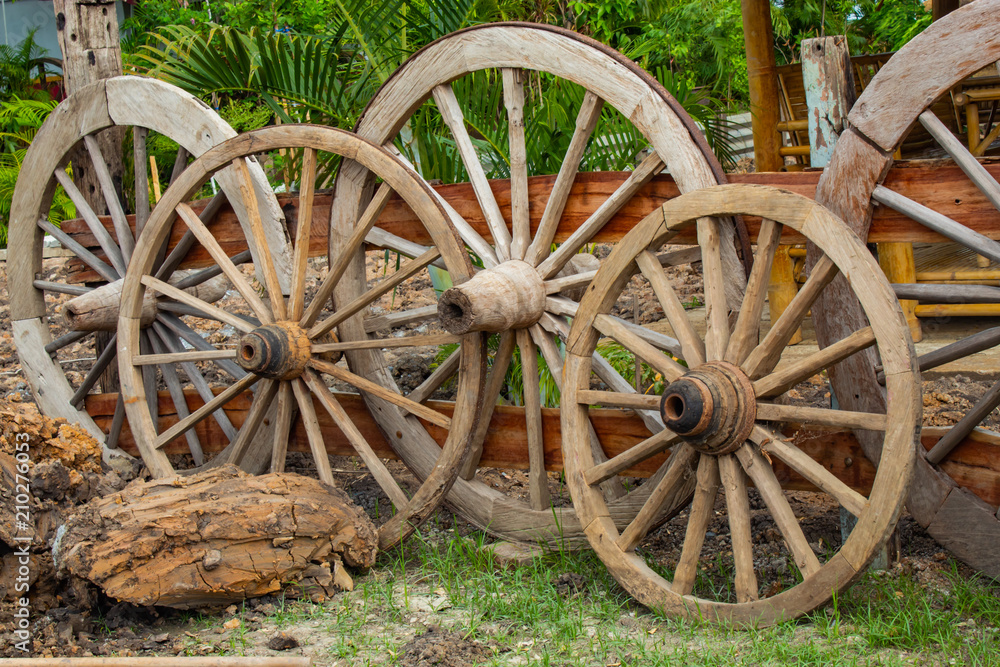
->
[267, 632, 300, 651]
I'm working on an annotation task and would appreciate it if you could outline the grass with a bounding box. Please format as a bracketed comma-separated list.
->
[138, 523, 1000, 665]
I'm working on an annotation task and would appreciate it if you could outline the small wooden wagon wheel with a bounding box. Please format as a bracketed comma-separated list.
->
[562, 184, 919, 625]
[7, 76, 287, 461]
[814, 0, 1000, 577]
[118, 125, 484, 549]
[332, 22, 748, 545]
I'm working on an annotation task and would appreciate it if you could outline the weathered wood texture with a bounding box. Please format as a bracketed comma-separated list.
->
[801, 36, 855, 168]
[82, 389, 1000, 508]
[742, 0, 783, 171]
[55, 465, 377, 608]
[58, 162, 1000, 282]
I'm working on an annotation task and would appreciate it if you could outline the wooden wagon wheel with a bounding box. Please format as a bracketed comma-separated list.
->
[118, 125, 484, 549]
[562, 184, 918, 624]
[331, 22, 748, 545]
[814, 0, 1000, 577]
[7, 76, 288, 463]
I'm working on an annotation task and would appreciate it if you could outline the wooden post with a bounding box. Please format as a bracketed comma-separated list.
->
[802, 36, 854, 168]
[53, 0, 125, 392]
[742, 0, 800, 343]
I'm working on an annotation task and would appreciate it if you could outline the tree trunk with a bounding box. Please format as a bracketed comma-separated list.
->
[55, 466, 378, 608]
[53, 0, 126, 392]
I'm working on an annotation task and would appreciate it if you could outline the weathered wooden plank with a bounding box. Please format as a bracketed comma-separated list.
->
[61, 160, 1000, 282]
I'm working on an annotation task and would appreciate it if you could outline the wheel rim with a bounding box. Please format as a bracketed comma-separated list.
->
[815, 0, 1000, 578]
[563, 184, 918, 624]
[331, 22, 743, 545]
[118, 125, 483, 550]
[8, 76, 287, 457]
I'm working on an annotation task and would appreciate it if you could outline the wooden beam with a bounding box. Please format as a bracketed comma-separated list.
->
[741, 0, 783, 172]
[82, 390, 1000, 508]
[60, 161, 1000, 282]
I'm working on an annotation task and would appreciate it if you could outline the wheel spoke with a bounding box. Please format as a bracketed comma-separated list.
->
[616, 443, 697, 551]
[753, 326, 876, 399]
[926, 378, 1000, 465]
[153, 372, 260, 450]
[308, 246, 441, 339]
[584, 428, 680, 486]
[752, 425, 866, 517]
[636, 249, 706, 367]
[576, 390, 660, 411]
[527, 90, 603, 266]
[872, 185, 1000, 264]
[132, 349, 237, 366]
[175, 202, 273, 323]
[920, 110, 1000, 219]
[285, 377, 333, 485]
[516, 329, 551, 510]
[288, 147, 316, 321]
[33, 280, 91, 297]
[303, 370, 408, 507]
[742, 255, 838, 379]
[756, 402, 886, 431]
[547, 296, 682, 355]
[149, 328, 204, 465]
[37, 218, 118, 283]
[384, 144, 500, 268]
[170, 250, 253, 291]
[588, 350, 666, 434]
[718, 453, 758, 603]
[233, 159, 287, 320]
[152, 319, 239, 440]
[365, 228, 447, 269]
[503, 68, 530, 261]
[432, 83, 512, 258]
[270, 382, 296, 474]
[408, 347, 460, 405]
[133, 126, 151, 235]
[105, 392, 126, 451]
[672, 455, 720, 596]
[364, 304, 440, 333]
[311, 333, 459, 354]
[142, 275, 255, 334]
[45, 330, 91, 356]
[594, 313, 687, 383]
[156, 193, 228, 280]
[69, 332, 117, 409]
[309, 358, 451, 429]
[735, 443, 821, 579]
[461, 331, 516, 478]
[226, 379, 280, 467]
[53, 169, 127, 276]
[537, 153, 665, 279]
[83, 135, 135, 263]
[156, 313, 246, 380]
[726, 219, 782, 365]
[699, 217, 731, 361]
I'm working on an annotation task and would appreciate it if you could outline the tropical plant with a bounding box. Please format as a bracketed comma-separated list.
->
[0, 97, 73, 247]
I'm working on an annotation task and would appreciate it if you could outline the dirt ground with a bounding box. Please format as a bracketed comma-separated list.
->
[0, 251, 997, 662]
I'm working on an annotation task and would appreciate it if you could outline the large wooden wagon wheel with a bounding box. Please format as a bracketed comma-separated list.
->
[332, 22, 749, 545]
[118, 125, 484, 549]
[7, 76, 287, 461]
[563, 184, 919, 625]
[815, 0, 1000, 577]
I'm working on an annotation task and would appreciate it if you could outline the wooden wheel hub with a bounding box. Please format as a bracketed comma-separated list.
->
[659, 362, 756, 456]
[236, 322, 312, 380]
[437, 260, 545, 334]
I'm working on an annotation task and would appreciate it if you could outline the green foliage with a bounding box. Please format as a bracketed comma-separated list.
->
[0, 29, 53, 101]
[0, 97, 72, 248]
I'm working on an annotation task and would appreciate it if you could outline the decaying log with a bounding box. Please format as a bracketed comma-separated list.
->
[55, 466, 378, 608]
[438, 260, 545, 334]
[62, 272, 229, 331]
